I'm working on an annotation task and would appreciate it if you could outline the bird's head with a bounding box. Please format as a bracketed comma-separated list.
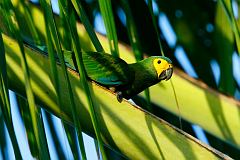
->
[152, 56, 173, 81]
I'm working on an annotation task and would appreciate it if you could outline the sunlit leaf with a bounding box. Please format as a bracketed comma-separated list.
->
[98, 0, 119, 57]
[1, 0, 50, 158]
[0, 30, 22, 159]
[58, 0, 107, 158]
[215, 1, 235, 95]
[39, 0, 87, 159]
[2, 34, 233, 159]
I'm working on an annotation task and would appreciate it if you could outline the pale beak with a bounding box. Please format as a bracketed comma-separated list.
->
[165, 67, 173, 81]
[158, 67, 173, 81]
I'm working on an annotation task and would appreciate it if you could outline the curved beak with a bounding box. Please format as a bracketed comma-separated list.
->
[165, 67, 173, 81]
[158, 67, 173, 81]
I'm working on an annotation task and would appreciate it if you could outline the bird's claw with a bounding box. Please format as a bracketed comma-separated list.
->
[109, 87, 116, 92]
[116, 92, 123, 103]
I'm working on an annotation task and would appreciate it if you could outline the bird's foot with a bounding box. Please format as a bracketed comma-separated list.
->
[116, 91, 123, 103]
[109, 87, 116, 92]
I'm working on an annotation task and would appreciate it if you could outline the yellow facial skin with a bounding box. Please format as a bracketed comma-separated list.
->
[153, 58, 173, 78]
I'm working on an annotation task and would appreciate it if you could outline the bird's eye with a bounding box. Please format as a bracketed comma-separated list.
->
[157, 60, 161, 64]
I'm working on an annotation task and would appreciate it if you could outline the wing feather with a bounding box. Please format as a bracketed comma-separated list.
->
[82, 51, 133, 86]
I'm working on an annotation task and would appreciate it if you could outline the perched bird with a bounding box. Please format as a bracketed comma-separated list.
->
[23, 40, 173, 102]
[80, 51, 173, 102]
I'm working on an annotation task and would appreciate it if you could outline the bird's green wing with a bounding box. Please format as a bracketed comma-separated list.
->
[82, 51, 133, 86]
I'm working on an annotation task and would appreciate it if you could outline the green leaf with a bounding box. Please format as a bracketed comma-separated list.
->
[58, 0, 107, 159]
[39, 1, 71, 159]
[39, 0, 87, 159]
[16, 95, 50, 159]
[215, 1, 235, 95]
[1, 1, 239, 157]
[219, 0, 240, 55]
[0, 30, 22, 159]
[3, 34, 233, 159]
[1, 1, 50, 159]
[18, 0, 41, 45]
[119, 0, 142, 61]
[0, 31, 11, 132]
[0, 110, 7, 160]
[63, 123, 80, 160]
[16, 95, 38, 157]
[44, 111, 66, 160]
[98, 0, 119, 57]
[147, 0, 164, 56]
[70, 0, 104, 52]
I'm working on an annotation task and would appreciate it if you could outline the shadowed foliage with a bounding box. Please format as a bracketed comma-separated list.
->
[0, 0, 239, 159]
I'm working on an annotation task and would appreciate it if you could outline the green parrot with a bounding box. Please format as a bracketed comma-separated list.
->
[78, 51, 173, 102]
[22, 41, 173, 102]
[21, 40, 173, 102]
